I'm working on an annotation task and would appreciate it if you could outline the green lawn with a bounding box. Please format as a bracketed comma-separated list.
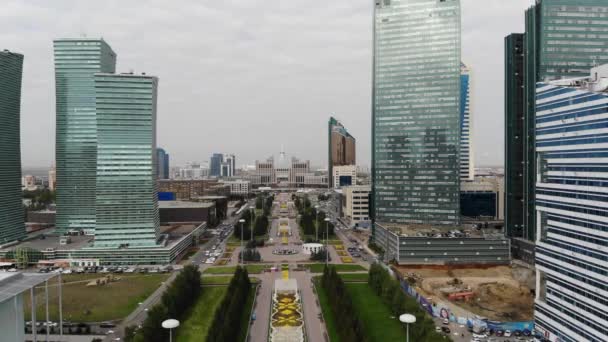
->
[314, 279, 341, 342]
[339, 273, 369, 282]
[303, 263, 366, 273]
[345, 283, 407, 342]
[237, 286, 257, 342]
[203, 264, 271, 274]
[24, 273, 170, 322]
[202, 276, 260, 285]
[176, 286, 227, 342]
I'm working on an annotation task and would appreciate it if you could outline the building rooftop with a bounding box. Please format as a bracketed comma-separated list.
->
[159, 201, 215, 209]
[377, 222, 485, 238]
[0, 272, 57, 304]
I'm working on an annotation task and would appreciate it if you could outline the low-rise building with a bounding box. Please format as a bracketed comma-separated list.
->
[374, 223, 510, 265]
[332, 165, 357, 189]
[460, 176, 504, 220]
[222, 180, 251, 196]
[341, 185, 370, 227]
[158, 179, 229, 200]
[159, 201, 216, 225]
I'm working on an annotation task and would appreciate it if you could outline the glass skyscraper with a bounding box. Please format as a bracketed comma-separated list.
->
[54, 38, 116, 235]
[156, 148, 169, 180]
[460, 62, 473, 180]
[372, 0, 461, 226]
[209, 153, 223, 177]
[94, 73, 159, 248]
[0, 50, 26, 245]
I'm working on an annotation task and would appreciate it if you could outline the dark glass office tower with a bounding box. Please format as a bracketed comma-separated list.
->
[372, 0, 461, 227]
[505, 0, 608, 243]
[504, 34, 526, 239]
[0, 50, 26, 245]
[54, 38, 116, 235]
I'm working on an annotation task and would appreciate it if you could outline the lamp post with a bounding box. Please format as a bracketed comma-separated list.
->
[239, 219, 245, 265]
[250, 206, 255, 242]
[314, 205, 319, 241]
[162, 319, 180, 342]
[324, 217, 331, 265]
[399, 314, 416, 342]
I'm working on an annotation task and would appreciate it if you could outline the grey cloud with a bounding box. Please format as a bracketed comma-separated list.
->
[4, 0, 532, 169]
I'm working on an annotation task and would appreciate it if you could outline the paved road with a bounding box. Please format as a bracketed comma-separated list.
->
[248, 193, 328, 342]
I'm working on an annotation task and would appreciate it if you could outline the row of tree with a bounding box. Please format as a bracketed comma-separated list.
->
[297, 200, 334, 239]
[234, 209, 269, 240]
[368, 264, 446, 341]
[321, 266, 367, 342]
[128, 265, 202, 342]
[206, 266, 252, 342]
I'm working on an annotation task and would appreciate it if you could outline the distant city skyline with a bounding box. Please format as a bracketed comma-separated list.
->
[5, 0, 531, 169]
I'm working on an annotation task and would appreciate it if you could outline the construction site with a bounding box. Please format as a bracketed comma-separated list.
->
[395, 264, 535, 321]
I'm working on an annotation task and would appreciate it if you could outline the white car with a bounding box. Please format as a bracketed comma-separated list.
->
[504, 330, 512, 337]
[205, 259, 214, 264]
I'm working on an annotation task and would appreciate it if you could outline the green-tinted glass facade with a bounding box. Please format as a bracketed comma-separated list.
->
[372, 0, 461, 226]
[94, 74, 159, 248]
[54, 38, 116, 235]
[0, 50, 26, 245]
[504, 34, 526, 239]
[512, 0, 608, 241]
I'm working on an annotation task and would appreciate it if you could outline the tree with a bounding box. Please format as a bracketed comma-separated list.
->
[123, 325, 137, 342]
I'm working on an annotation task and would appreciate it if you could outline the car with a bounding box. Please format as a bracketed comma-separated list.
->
[443, 319, 449, 325]
[495, 330, 504, 337]
[435, 326, 442, 333]
[205, 259, 214, 264]
[504, 330, 512, 337]
[514, 330, 522, 336]
[100, 322, 116, 328]
[441, 326, 451, 334]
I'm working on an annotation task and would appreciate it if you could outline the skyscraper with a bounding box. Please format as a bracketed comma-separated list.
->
[533, 68, 608, 342]
[328, 116, 356, 188]
[54, 38, 116, 235]
[460, 62, 473, 181]
[372, 0, 461, 227]
[209, 153, 223, 177]
[0, 50, 26, 245]
[94, 73, 159, 248]
[504, 33, 526, 240]
[156, 148, 169, 180]
[506, 0, 608, 242]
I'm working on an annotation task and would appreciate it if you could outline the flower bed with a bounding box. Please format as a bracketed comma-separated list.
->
[334, 245, 345, 250]
[337, 251, 348, 256]
[215, 259, 229, 266]
[341, 257, 354, 263]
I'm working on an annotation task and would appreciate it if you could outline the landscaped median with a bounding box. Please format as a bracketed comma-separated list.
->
[127, 265, 256, 342]
[302, 263, 366, 273]
[314, 265, 449, 342]
[203, 264, 272, 274]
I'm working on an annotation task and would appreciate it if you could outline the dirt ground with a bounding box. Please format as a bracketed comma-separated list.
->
[396, 265, 535, 321]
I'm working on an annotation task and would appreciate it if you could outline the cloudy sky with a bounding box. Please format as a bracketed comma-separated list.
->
[4, 0, 531, 169]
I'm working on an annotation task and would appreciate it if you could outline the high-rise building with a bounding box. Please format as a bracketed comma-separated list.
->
[506, 0, 608, 243]
[328, 117, 356, 188]
[533, 67, 608, 342]
[54, 38, 116, 235]
[220, 154, 235, 178]
[0, 50, 26, 245]
[460, 62, 474, 180]
[156, 148, 169, 180]
[209, 153, 223, 177]
[372, 0, 461, 227]
[504, 33, 526, 240]
[94, 73, 159, 248]
[48, 165, 56, 191]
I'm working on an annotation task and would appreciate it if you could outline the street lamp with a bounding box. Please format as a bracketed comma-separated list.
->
[239, 219, 245, 265]
[162, 319, 179, 342]
[324, 217, 331, 265]
[250, 206, 255, 242]
[314, 205, 320, 241]
[399, 313, 416, 342]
